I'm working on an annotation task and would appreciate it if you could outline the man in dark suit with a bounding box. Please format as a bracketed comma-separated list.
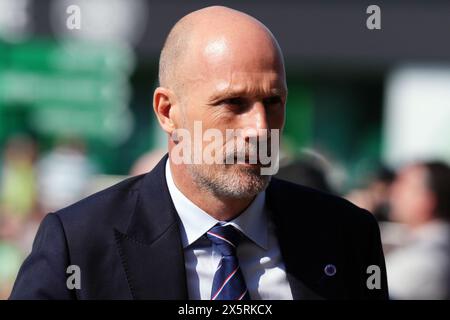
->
[10, 6, 388, 300]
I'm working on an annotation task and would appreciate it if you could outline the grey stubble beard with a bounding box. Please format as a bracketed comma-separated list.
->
[187, 162, 271, 199]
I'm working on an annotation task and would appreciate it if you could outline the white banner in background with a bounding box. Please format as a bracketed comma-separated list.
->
[383, 65, 450, 169]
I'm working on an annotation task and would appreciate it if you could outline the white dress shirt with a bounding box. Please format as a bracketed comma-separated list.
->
[165, 160, 293, 300]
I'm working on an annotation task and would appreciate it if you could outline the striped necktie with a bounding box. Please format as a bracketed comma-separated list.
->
[206, 223, 251, 300]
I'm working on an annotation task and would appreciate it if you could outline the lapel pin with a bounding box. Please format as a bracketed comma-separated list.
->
[324, 264, 337, 277]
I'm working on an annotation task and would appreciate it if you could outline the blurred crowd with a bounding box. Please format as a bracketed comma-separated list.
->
[0, 134, 97, 298]
[277, 152, 450, 299]
[280, 154, 450, 300]
[1, 135, 450, 300]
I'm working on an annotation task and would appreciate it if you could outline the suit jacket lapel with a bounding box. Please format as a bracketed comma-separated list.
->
[114, 154, 188, 299]
[266, 178, 341, 300]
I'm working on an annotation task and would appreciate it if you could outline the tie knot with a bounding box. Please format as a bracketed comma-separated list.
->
[206, 224, 243, 256]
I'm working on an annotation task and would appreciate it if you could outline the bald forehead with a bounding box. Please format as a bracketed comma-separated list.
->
[183, 6, 273, 39]
[158, 6, 285, 92]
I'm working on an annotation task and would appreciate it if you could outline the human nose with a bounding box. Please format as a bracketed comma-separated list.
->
[242, 101, 269, 135]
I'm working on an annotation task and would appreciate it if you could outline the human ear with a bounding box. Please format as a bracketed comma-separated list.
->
[153, 87, 177, 135]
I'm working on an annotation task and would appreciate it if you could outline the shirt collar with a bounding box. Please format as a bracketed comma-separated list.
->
[165, 159, 268, 250]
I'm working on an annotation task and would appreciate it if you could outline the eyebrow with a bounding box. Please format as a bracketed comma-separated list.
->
[208, 87, 287, 104]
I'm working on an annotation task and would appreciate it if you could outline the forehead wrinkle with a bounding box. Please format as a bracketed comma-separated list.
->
[208, 72, 286, 101]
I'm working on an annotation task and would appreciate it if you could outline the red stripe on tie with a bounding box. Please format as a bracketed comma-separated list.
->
[237, 289, 248, 300]
[207, 231, 236, 247]
[211, 266, 239, 300]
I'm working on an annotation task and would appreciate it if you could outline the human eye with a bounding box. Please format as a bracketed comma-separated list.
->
[263, 95, 282, 107]
[220, 97, 246, 107]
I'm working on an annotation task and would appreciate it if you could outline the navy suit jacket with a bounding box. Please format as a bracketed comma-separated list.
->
[10, 154, 389, 299]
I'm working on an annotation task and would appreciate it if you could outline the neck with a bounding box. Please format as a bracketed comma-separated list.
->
[168, 159, 255, 221]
